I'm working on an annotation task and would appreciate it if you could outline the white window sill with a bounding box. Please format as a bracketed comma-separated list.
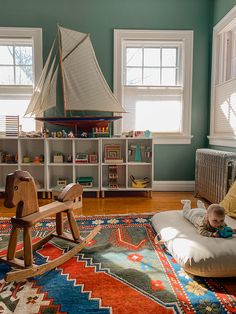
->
[208, 136, 236, 148]
[153, 134, 193, 144]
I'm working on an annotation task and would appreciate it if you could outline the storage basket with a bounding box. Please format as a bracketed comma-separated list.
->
[130, 175, 150, 188]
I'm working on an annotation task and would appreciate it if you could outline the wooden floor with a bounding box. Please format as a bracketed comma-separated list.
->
[0, 191, 206, 218]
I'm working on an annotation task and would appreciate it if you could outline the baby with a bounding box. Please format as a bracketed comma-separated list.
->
[181, 200, 226, 237]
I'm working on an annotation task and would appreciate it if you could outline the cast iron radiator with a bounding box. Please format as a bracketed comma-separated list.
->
[195, 149, 236, 203]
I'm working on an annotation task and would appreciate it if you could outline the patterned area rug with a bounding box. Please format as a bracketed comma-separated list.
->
[0, 214, 236, 314]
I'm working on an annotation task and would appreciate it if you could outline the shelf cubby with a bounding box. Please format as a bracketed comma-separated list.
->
[47, 138, 73, 164]
[48, 164, 73, 190]
[19, 138, 45, 164]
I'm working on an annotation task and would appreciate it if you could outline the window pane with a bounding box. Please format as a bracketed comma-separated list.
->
[15, 46, 32, 65]
[126, 48, 142, 66]
[0, 46, 13, 65]
[135, 99, 182, 132]
[0, 98, 35, 131]
[162, 48, 177, 66]
[15, 66, 33, 85]
[122, 94, 182, 132]
[161, 68, 176, 85]
[122, 96, 182, 133]
[126, 67, 142, 85]
[143, 68, 160, 85]
[144, 48, 160, 66]
[0, 66, 14, 84]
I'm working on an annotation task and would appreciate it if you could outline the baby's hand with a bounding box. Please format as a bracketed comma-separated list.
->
[212, 232, 219, 237]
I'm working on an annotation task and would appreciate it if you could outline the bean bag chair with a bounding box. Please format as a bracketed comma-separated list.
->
[151, 210, 236, 277]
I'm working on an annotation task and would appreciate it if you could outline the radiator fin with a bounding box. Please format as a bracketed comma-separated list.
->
[195, 149, 236, 203]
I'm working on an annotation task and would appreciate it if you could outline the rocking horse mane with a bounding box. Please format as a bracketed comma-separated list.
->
[4, 170, 39, 218]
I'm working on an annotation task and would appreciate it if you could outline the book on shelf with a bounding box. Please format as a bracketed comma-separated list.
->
[104, 159, 123, 164]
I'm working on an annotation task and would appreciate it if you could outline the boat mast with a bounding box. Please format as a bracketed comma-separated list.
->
[57, 25, 67, 116]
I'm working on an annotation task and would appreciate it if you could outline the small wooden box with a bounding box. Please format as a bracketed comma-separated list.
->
[53, 155, 63, 163]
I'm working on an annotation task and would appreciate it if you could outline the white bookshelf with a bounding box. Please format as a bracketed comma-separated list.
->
[100, 137, 153, 197]
[0, 137, 153, 197]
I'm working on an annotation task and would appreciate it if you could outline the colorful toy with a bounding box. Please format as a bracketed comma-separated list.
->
[217, 226, 236, 238]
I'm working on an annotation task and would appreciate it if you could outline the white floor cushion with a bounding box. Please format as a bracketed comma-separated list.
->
[151, 210, 236, 277]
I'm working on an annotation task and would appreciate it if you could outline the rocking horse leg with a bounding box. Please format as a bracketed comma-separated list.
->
[23, 227, 33, 267]
[56, 212, 64, 235]
[7, 225, 19, 260]
[67, 210, 80, 241]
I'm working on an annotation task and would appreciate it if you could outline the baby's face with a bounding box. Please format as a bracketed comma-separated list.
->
[208, 213, 225, 228]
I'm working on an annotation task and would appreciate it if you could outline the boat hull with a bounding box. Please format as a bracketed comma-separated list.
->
[36, 116, 122, 131]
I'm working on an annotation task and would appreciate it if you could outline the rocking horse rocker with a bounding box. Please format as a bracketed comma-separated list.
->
[0, 170, 101, 282]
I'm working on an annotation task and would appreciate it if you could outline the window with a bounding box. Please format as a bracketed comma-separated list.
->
[0, 27, 42, 132]
[114, 30, 193, 144]
[209, 5, 236, 147]
[125, 46, 179, 86]
[0, 41, 33, 85]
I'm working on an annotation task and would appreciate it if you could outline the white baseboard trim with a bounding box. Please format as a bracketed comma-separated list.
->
[153, 181, 195, 191]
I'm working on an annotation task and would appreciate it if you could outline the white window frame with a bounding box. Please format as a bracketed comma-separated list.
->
[209, 5, 236, 147]
[114, 29, 193, 144]
[0, 27, 42, 131]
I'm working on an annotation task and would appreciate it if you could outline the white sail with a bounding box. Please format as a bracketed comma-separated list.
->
[36, 62, 58, 114]
[60, 26, 126, 113]
[25, 26, 126, 117]
[25, 42, 56, 116]
[60, 26, 87, 60]
[41, 66, 58, 112]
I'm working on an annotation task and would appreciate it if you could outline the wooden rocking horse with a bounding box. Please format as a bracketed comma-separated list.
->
[0, 170, 101, 282]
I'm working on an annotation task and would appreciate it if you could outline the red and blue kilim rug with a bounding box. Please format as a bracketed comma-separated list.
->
[0, 213, 236, 313]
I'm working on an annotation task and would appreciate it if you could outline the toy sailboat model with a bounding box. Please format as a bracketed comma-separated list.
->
[25, 26, 125, 131]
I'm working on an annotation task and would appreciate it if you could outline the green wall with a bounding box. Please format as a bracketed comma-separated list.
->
[0, 0, 213, 181]
[213, 0, 236, 24]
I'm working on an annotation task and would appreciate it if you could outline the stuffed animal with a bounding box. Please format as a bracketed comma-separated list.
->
[217, 226, 236, 238]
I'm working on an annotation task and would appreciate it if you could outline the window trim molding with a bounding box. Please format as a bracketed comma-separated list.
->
[0, 27, 42, 96]
[113, 29, 193, 144]
[209, 5, 236, 147]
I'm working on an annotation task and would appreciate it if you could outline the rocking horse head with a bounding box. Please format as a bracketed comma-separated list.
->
[4, 170, 39, 218]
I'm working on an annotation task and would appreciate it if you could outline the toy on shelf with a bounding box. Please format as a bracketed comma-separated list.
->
[93, 126, 110, 138]
[33, 155, 41, 164]
[75, 153, 88, 163]
[43, 129, 49, 138]
[3, 154, 17, 164]
[129, 144, 151, 162]
[108, 165, 119, 188]
[217, 226, 236, 238]
[56, 178, 68, 189]
[23, 154, 31, 163]
[53, 153, 64, 163]
[124, 130, 152, 138]
[62, 130, 68, 138]
[67, 154, 73, 163]
[130, 175, 150, 188]
[104, 144, 123, 163]
[1, 170, 100, 282]
[76, 176, 93, 187]
[0, 115, 19, 137]
[20, 131, 43, 138]
[88, 154, 97, 163]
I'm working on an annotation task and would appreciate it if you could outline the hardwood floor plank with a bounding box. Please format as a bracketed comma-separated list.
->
[0, 191, 206, 217]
